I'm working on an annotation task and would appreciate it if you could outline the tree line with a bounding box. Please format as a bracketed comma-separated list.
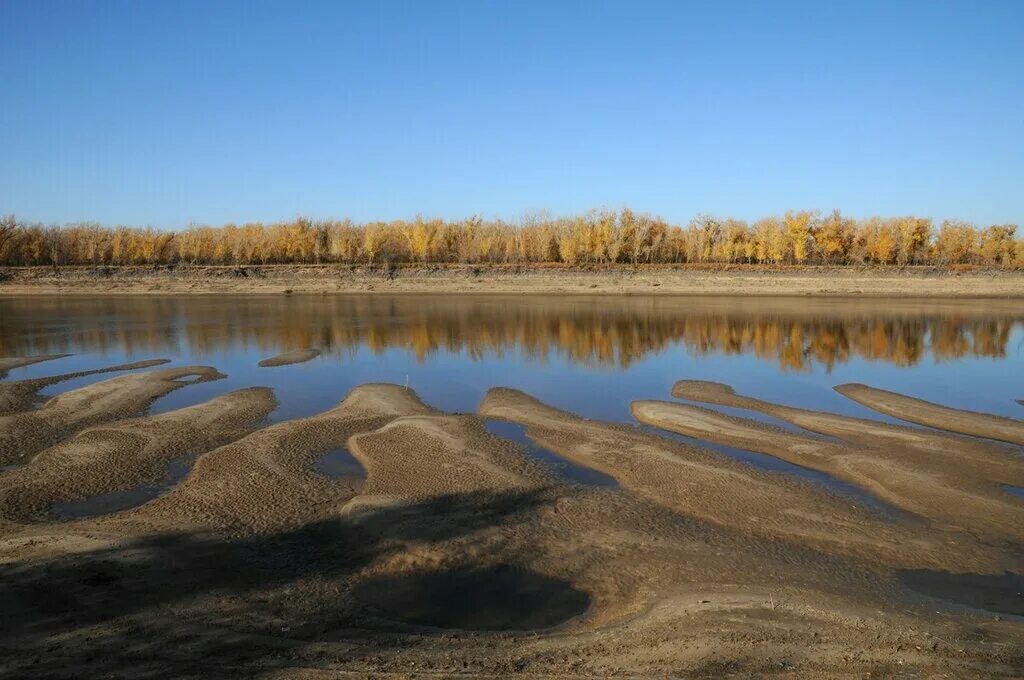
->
[1, 210, 1021, 268]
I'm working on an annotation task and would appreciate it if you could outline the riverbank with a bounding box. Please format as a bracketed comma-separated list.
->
[2, 263, 1024, 297]
[1, 359, 1022, 677]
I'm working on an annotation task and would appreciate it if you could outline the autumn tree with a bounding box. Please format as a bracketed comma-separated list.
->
[933, 220, 976, 265]
[895, 217, 932, 265]
[362, 223, 388, 264]
[619, 208, 638, 265]
[784, 210, 817, 264]
[813, 210, 854, 264]
[752, 217, 786, 264]
[716, 219, 751, 263]
[557, 217, 587, 265]
[2, 208, 1021, 270]
[686, 214, 722, 263]
[402, 217, 439, 263]
[328, 219, 361, 262]
[859, 217, 897, 264]
[977, 224, 1017, 267]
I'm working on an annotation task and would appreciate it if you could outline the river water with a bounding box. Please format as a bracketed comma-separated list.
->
[2, 294, 1021, 506]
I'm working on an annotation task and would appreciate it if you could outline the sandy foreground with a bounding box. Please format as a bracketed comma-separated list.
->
[3, 263, 1024, 297]
[0, 357, 1022, 678]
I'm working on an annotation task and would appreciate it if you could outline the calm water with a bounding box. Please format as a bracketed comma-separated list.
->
[2, 295, 1022, 506]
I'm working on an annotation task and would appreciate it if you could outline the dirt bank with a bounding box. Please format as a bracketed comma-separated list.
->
[4, 263, 1024, 297]
[348, 412, 552, 499]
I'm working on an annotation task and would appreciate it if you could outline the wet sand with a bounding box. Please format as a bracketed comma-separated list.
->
[258, 348, 321, 367]
[632, 397, 1024, 542]
[0, 358, 170, 415]
[836, 383, 1024, 446]
[484, 388, 1014, 568]
[0, 364, 224, 466]
[672, 380, 1024, 482]
[127, 384, 431, 533]
[0, 387, 274, 525]
[0, 367, 1022, 677]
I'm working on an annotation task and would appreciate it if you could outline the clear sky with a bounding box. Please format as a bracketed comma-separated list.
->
[2, 0, 1021, 228]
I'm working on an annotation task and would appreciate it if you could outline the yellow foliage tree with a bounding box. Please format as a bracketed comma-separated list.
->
[784, 210, 817, 263]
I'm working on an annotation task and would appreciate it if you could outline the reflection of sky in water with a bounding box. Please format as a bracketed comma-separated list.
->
[6, 295, 1020, 521]
[3, 296, 1022, 442]
[484, 419, 619, 489]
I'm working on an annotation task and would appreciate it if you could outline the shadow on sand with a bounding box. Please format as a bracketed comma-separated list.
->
[0, 487, 580, 678]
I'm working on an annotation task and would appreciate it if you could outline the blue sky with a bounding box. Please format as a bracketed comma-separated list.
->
[2, 0, 1021, 228]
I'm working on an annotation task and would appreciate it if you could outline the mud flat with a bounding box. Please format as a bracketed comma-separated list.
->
[0, 387, 275, 524]
[126, 383, 433, 533]
[347, 412, 553, 498]
[632, 397, 1024, 542]
[0, 358, 170, 415]
[258, 348, 321, 367]
[483, 388, 1017, 569]
[836, 383, 1024, 446]
[0, 376, 1022, 678]
[0, 365, 223, 466]
[672, 380, 1024, 484]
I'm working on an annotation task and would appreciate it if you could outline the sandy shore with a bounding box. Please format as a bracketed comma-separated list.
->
[633, 392, 1024, 542]
[0, 365, 224, 466]
[0, 387, 274, 524]
[3, 263, 1024, 297]
[0, 358, 169, 415]
[0, 360, 1022, 677]
[258, 348, 322, 367]
[836, 383, 1024, 446]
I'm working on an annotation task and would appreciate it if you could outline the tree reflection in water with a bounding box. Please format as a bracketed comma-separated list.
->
[0, 296, 1020, 372]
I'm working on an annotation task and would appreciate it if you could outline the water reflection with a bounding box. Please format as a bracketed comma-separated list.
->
[0, 296, 1021, 372]
[484, 419, 619, 488]
[51, 455, 195, 520]
[314, 448, 366, 480]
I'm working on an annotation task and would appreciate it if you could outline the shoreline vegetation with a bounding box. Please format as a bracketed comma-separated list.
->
[2, 262, 1024, 297]
[1, 210, 1021, 270]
